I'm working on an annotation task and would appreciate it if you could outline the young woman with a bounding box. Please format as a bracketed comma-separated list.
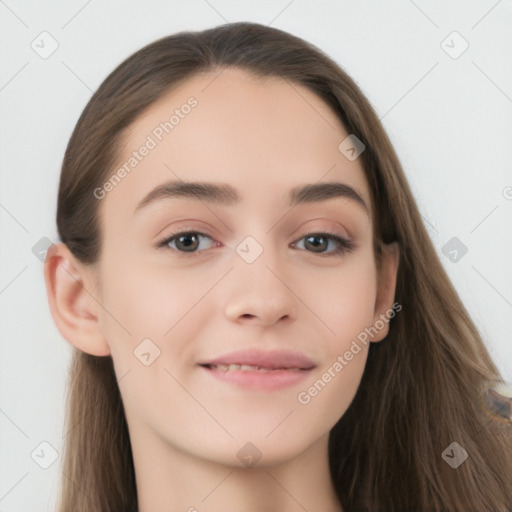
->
[44, 21, 512, 512]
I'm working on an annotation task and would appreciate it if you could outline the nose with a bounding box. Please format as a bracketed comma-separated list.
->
[223, 248, 298, 328]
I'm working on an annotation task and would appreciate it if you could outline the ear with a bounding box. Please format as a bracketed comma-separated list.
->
[43, 242, 111, 356]
[369, 241, 400, 343]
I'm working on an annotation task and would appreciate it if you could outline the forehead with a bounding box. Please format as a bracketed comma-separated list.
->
[102, 67, 371, 219]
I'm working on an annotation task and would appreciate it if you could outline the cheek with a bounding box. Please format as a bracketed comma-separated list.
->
[306, 253, 378, 345]
[298, 256, 376, 412]
[293, 342, 369, 444]
[95, 248, 212, 365]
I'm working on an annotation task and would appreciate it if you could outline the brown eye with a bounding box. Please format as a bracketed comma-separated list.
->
[293, 233, 354, 256]
[159, 231, 216, 253]
[304, 235, 328, 252]
[173, 233, 200, 252]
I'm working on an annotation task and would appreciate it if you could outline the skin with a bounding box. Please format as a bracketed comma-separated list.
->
[45, 68, 399, 512]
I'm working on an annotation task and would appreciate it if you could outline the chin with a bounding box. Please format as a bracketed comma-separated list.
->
[198, 435, 313, 470]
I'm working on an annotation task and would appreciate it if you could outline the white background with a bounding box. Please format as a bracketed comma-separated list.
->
[1, 1, 511, 510]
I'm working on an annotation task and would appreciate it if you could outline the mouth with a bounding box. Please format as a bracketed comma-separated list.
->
[199, 348, 316, 371]
[201, 363, 305, 372]
[198, 349, 316, 391]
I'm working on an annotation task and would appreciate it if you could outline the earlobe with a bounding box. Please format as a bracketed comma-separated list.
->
[369, 241, 400, 343]
[43, 243, 111, 356]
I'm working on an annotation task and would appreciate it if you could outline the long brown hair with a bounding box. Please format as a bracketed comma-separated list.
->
[54, 22, 512, 511]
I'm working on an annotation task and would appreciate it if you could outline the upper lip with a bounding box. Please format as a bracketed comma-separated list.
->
[200, 349, 316, 370]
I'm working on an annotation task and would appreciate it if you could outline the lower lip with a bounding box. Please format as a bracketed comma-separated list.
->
[200, 365, 313, 391]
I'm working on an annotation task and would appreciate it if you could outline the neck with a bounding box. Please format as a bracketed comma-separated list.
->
[130, 428, 343, 512]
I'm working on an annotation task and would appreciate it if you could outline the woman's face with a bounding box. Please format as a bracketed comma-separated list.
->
[89, 68, 398, 467]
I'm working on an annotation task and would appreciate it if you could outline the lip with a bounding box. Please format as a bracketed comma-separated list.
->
[199, 348, 316, 370]
[198, 349, 316, 392]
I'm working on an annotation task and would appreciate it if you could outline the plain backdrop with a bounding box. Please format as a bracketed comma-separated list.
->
[1, 1, 511, 510]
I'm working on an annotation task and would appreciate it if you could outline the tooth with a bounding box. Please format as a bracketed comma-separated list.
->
[209, 364, 303, 372]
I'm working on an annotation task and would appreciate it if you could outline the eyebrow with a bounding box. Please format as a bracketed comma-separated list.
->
[135, 180, 368, 214]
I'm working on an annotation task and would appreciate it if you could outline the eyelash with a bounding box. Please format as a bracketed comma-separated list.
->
[155, 229, 355, 258]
